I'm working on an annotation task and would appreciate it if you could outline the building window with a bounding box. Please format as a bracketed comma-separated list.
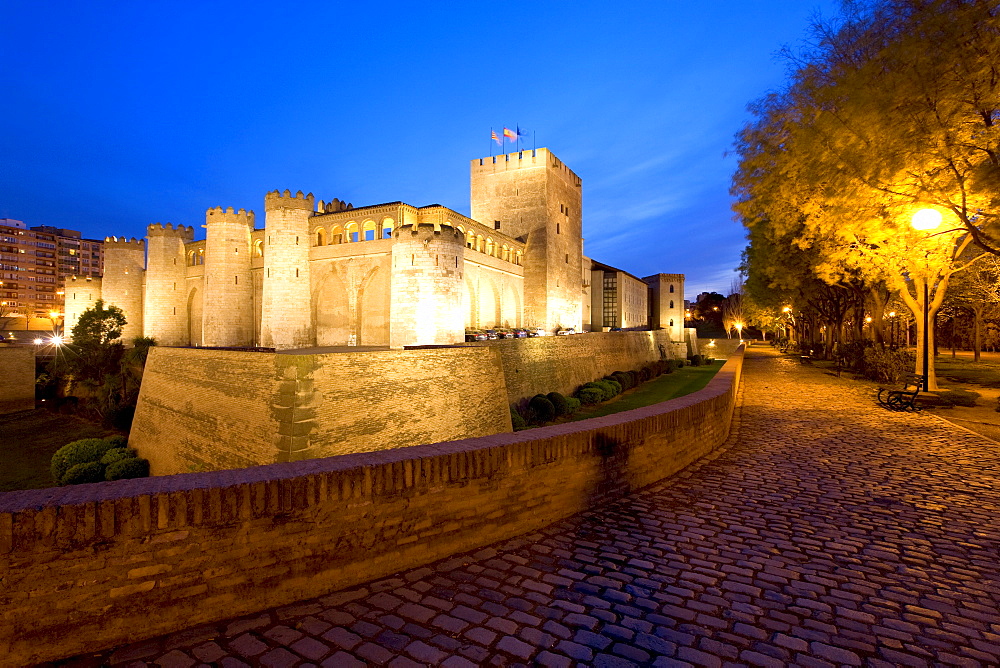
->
[669, 284, 674, 293]
[669, 300, 674, 308]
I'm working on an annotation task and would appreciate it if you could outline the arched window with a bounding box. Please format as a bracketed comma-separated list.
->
[669, 300, 674, 308]
[467, 231, 475, 249]
[197, 249, 205, 265]
[189, 251, 197, 266]
[477, 235, 485, 252]
[669, 284, 674, 293]
[315, 228, 326, 246]
[345, 222, 359, 242]
[253, 240, 264, 257]
[330, 225, 343, 244]
[501, 244, 510, 262]
[362, 220, 377, 241]
[382, 217, 394, 239]
[669, 319, 674, 327]
[485, 238, 494, 256]
[515, 250, 522, 265]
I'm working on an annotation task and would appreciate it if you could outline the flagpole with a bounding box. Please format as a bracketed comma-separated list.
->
[490, 127, 493, 157]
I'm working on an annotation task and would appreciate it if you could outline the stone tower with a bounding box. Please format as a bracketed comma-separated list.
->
[389, 222, 465, 348]
[101, 236, 145, 342]
[643, 273, 686, 342]
[144, 223, 194, 346]
[202, 206, 254, 347]
[63, 276, 102, 339]
[260, 190, 314, 350]
[470, 148, 582, 332]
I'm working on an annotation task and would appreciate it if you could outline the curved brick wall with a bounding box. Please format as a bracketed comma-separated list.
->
[0, 347, 744, 665]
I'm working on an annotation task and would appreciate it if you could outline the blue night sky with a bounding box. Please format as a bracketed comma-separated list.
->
[1, 1, 839, 297]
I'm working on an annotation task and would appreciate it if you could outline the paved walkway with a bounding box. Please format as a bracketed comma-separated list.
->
[57, 349, 1000, 667]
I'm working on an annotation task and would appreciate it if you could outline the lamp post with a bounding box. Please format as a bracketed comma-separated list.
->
[911, 208, 942, 392]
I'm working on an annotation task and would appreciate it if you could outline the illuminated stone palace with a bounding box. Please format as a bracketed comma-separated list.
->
[64, 148, 685, 349]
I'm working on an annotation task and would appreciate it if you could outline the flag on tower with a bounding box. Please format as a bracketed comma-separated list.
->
[516, 126, 527, 140]
[503, 127, 517, 140]
[491, 130, 502, 145]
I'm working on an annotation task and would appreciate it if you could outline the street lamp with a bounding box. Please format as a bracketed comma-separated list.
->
[911, 208, 942, 392]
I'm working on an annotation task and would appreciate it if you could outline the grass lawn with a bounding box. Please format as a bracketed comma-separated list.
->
[0, 409, 120, 493]
[562, 363, 723, 423]
[932, 356, 1000, 388]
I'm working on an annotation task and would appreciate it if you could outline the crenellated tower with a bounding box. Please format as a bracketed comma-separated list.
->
[260, 190, 314, 349]
[202, 207, 254, 347]
[101, 236, 146, 342]
[144, 223, 194, 346]
[470, 148, 583, 331]
[389, 222, 465, 347]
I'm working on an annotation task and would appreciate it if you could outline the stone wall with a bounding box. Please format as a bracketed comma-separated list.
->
[0, 348, 744, 665]
[456, 330, 682, 405]
[130, 345, 511, 475]
[698, 337, 746, 358]
[0, 346, 34, 414]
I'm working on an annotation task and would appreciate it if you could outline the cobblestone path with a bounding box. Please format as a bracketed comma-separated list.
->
[59, 349, 1000, 667]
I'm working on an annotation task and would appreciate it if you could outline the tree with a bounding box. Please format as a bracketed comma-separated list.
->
[732, 0, 997, 389]
[71, 299, 126, 347]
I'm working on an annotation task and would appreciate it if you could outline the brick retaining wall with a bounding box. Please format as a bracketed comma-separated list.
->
[0, 347, 743, 665]
[0, 346, 35, 414]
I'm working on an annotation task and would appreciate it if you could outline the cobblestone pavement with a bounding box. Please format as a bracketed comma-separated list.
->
[56, 349, 1000, 667]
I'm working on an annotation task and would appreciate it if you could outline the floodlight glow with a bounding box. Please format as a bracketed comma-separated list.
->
[33, 338, 43, 345]
[50, 335, 63, 345]
[911, 208, 942, 231]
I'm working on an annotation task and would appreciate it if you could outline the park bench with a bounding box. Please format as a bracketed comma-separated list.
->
[877, 373, 925, 412]
[800, 349, 814, 365]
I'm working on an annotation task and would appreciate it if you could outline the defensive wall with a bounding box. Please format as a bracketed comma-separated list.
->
[130, 331, 689, 476]
[130, 346, 511, 475]
[0, 346, 744, 665]
[0, 346, 34, 414]
[457, 330, 687, 405]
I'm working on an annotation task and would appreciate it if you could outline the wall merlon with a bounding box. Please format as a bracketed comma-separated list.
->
[146, 223, 195, 239]
[103, 236, 146, 248]
[205, 206, 255, 227]
[265, 189, 315, 211]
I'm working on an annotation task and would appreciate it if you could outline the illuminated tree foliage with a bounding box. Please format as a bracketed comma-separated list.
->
[733, 0, 998, 389]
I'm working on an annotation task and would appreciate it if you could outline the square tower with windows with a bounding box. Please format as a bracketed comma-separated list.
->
[470, 148, 582, 332]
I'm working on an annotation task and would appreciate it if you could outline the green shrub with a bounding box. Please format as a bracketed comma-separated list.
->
[860, 347, 913, 384]
[105, 458, 150, 481]
[610, 372, 632, 390]
[690, 354, 704, 366]
[578, 387, 603, 405]
[104, 435, 128, 449]
[594, 379, 620, 400]
[510, 407, 527, 430]
[51, 438, 118, 484]
[672, 358, 686, 370]
[529, 394, 556, 423]
[63, 462, 105, 485]
[546, 392, 569, 416]
[100, 448, 136, 465]
[565, 397, 581, 414]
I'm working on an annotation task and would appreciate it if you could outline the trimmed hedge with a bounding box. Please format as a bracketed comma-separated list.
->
[51, 436, 149, 485]
[51, 438, 119, 484]
[546, 392, 570, 416]
[106, 458, 150, 481]
[510, 408, 527, 431]
[529, 394, 556, 423]
[578, 387, 603, 405]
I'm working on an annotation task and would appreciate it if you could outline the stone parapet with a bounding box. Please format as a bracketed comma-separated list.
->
[0, 347, 744, 665]
[0, 347, 34, 414]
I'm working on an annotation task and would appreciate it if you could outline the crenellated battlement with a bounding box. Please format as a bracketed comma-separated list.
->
[65, 275, 103, 286]
[317, 198, 353, 213]
[147, 223, 195, 239]
[264, 189, 315, 212]
[206, 206, 255, 227]
[394, 221, 463, 240]
[103, 236, 145, 249]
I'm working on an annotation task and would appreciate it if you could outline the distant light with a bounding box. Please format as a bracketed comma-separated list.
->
[865, 316, 872, 323]
[782, 306, 791, 313]
[889, 311, 896, 317]
[33, 338, 43, 345]
[50, 335, 63, 346]
[911, 208, 942, 231]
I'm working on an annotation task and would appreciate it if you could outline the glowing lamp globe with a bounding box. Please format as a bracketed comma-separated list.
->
[911, 208, 942, 231]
